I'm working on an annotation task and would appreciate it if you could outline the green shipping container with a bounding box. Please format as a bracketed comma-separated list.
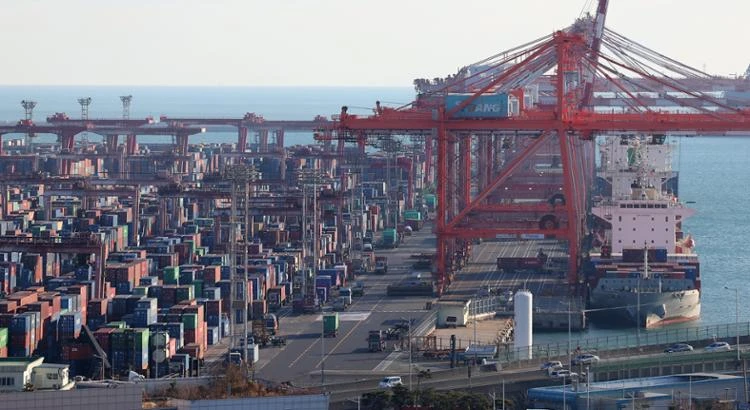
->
[111, 329, 128, 349]
[128, 328, 150, 348]
[176, 285, 194, 302]
[404, 210, 422, 221]
[132, 286, 148, 296]
[192, 280, 204, 298]
[323, 313, 339, 335]
[424, 194, 437, 208]
[0, 328, 7, 348]
[106, 321, 128, 329]
[163, 266, 180, 285]
[182, 313, 198, 330]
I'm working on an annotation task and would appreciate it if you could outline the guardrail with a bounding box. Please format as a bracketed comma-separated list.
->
[500, 321, 750, 366]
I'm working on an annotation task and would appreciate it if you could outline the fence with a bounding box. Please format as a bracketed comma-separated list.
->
[468, 295, 509, 317]
[500, 321, 750, 368]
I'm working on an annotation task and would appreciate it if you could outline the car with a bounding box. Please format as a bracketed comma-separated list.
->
[571, 353, 600, 365]
[705, 342, 731, 352]
[664, 343, 694, 353]
[378, 376, 403, 388]
[540, 360, 563, 372]
[549, 369, 578, 379]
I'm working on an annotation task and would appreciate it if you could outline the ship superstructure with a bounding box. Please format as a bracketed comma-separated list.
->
[587, 134, 700, 328]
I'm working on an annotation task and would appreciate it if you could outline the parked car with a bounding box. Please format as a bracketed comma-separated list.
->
[378, 376, 403, 388]
[571, 353, 600, 365]
[549, 369, 578, 379]
[540, 361, 563, 372]
[664, 343, 694, 353]
[705, 342, 731, 352]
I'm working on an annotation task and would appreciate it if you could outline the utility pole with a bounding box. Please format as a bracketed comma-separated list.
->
[227, 164, 255, 365]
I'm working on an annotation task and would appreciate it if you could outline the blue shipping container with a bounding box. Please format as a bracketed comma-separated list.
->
[444, 93, 509, 118]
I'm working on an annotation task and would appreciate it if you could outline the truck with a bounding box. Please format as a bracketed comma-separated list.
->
[266, 286, 286, 311]
[323, 313, 339, 337]
[351, 281, 365, 297]
[264, 313, 279, 335]
[382, 228, 399, 248]
[338, 287, 353, 305]
[375, 256, 388, 275]
[368, 330, 386, 352]
[332, 296, 349, 311]
[403, 210, 424, 231]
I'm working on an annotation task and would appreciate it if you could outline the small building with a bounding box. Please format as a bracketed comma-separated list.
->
[0, 357, 44, 392]
[0, 357, 74, 392]
[436, 300, 469, 327]
[527, 373, 744, 410]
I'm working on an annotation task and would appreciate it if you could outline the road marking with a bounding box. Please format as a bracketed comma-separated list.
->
[373, 350, 403, 371]
[313, 295, 386, 369]
[313, 312, 371, 321]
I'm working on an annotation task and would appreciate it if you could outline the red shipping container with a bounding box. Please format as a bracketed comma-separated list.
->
[93, 327, 114, 355]
[0, 301, 17, 314]
[251, 300, 267, 319]
[205, 300, 221, 315]
[87, 299, 108, 317]
[202, 266, 220, 285]
[39, 293, 62, 316]
[167, 338, 176, 357]
[8, 291, 38, 307]
[183, 328, 198, 345]
[0, 346, 7, 358]
[26, 302, 50, 321]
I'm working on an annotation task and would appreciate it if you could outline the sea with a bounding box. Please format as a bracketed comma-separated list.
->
[1, 85, 749, 342]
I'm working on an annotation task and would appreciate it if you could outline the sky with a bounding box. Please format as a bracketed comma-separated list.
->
[1, 0, 748, 86]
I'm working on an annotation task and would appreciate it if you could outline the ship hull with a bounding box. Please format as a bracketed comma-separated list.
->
[589, 289, 700, 328]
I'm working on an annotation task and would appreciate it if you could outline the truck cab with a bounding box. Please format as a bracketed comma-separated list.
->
[375, 256, 388, 275]
[339, 287, 353, 305]
[264, 313, 279, 335]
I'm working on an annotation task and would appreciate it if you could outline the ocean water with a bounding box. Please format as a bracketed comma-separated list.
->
[1, 86, 748, 337]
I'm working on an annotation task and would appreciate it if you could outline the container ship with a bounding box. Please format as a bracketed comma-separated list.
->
[586, 134, 700, 328]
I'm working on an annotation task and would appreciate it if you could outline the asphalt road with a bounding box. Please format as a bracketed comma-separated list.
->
[252, 223, 438, 385]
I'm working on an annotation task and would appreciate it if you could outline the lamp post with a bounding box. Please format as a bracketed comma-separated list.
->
[725, 286, 740, 361]
[561, 299, 572, 367]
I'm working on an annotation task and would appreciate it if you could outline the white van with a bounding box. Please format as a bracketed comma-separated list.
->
[378, 376, 403, 388]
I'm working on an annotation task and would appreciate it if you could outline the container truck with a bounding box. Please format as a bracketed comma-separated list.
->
[375, 256, 388, 275]
[323, 313, 339, 337]
[382, 228, 399, 248]
[403, 210, 424, 231]
[368, 330, 386, 352]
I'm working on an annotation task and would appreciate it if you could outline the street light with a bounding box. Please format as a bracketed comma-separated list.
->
[725, 286, 740, 362]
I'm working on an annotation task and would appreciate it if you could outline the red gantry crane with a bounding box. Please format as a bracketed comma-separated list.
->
[320, 2, 750, 295]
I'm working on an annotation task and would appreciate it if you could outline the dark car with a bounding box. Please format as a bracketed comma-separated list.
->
[664, 343, 694, 353]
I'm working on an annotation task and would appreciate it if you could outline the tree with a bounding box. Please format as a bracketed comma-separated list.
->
[362, 390, 392, 410]
[390, 384, 416, 409]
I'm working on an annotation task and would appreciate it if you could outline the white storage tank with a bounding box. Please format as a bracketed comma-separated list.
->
[513, 290, 533, 360]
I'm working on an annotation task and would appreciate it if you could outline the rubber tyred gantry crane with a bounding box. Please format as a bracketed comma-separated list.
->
[321, 4, 750, 295]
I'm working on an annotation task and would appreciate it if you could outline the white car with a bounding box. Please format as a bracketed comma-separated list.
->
[378, 376, 403, 388]
[571, 353, 600, 365]
[540, 361, 563, 372]
[705, 342, 731, 352]
[549, 369, 578, 379]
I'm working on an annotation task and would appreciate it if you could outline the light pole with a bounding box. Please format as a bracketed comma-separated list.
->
[561, 299, 572, 367]
[408, 318, 412, 392]
[725, 286, 740, 362]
